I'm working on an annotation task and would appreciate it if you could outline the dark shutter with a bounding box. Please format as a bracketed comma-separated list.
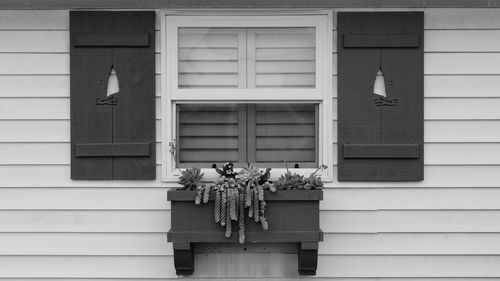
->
[337, 12, 424, 181]
[70, 11, 156, 180]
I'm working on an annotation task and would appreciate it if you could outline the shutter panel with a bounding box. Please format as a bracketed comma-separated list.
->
[249, 104, 318, 168]
[337, 12, 424, 181]
[177, 104, 247, 167]
[70, 11, 156, 180]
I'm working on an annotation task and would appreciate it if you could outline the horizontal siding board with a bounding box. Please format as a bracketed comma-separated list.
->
[5, 232, 500, 256]
[2, 165, 500, 188]
[2, 187, 500, 211]
[0, 165, 171, 187]
[4, 255, 500, 278]
[321, 233, 500, 255]
[0, 75, 497, 99]
[0, 233, 171, 255]
[2, 9, 500, 31]
[322, 188, 500, 210]
[2, 209, 500, 233]
[0, 10, 68, 30]
[0, 188, 168, 210]
[321, 210, 500, 233]
[0, 256, 174, 278]
[0, 210, 170, 232]
[425, 30, 500, 52]
[316, 256, 500, 277]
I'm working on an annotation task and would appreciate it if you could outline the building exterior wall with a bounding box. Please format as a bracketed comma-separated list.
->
[0, 7, 500, 279]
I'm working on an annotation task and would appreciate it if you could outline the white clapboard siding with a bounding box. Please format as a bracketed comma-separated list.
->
[0, 165, 172, 188]
[0, 210, 169, 232]
[0, 256, 175, 278]
[0, 188, 168, 210]
[0, 233, 171, 255]
[321, 210, 500, 233]
[2, 52, 499, 76]
[2, 187, 500, 211]
[321, 233, 500, 255]
[322, 188, 500, 210]
[315, 256, 500, 278]
[1, 7, 500, 281]
[0, 165, 500, 188]
[6, 255, 500, 278]
[3, 97, 500, 121]
[4, 142, 500, 165]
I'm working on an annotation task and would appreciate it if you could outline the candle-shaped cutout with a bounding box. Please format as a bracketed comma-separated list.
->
[373, 68, 386, 97]
[106, 66, 119, 97]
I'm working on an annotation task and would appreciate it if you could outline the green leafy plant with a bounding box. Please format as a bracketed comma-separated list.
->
[194, 162, 275, 243]
[178, 167, 204, 191]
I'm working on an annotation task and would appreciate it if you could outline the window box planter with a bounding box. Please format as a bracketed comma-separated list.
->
[167, 189, 323, 275]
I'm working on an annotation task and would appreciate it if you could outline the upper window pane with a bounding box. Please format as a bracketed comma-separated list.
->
[178, 27, 316, 89]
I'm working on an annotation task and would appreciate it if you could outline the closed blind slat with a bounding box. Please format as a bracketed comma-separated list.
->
[178, 28, 242, 88]
[254, 104, 317, 166]
[177, 104, 242, 167]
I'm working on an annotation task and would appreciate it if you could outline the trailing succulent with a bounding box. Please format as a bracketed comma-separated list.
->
[193, 162, 275, 243]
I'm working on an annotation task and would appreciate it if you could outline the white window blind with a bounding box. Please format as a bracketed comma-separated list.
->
[178, 27, 316, 89]
[177, 104, 317, 168]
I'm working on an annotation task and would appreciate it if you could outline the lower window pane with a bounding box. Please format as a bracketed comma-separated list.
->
[177, 103, 317, 168]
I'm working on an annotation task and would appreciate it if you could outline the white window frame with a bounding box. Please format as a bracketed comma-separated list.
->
[161, 10, 334, 182]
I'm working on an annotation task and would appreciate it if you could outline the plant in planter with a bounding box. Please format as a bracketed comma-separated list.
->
[194, 162, 276, 243]
[178, 166, 204, 190]
[167, 163, 325, 276]
[274, 163, 327, 190]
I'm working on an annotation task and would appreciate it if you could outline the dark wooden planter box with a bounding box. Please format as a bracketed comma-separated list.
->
[167, 189, 323, 275]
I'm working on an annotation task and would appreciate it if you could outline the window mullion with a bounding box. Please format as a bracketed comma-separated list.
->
[246, 29, 256, 89]
[246, 104, 256, 163]
[238, 28, 247, 88]
[237, 104, 248, 164]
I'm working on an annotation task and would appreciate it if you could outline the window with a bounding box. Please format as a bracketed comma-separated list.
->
[162, 11, 333, 180]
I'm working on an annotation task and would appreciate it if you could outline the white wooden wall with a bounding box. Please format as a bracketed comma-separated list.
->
[0, 8, 500, 280]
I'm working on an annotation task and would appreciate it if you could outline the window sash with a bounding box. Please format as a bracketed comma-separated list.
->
[177, 103, 318, 168]
[165, 15, 327, 101]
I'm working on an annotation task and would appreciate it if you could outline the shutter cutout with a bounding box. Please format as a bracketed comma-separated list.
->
[373, 69, 386, 98]
[106, 66, 119, 97]
[70, 11, 156, 180]
[337, 12, 424, 181]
